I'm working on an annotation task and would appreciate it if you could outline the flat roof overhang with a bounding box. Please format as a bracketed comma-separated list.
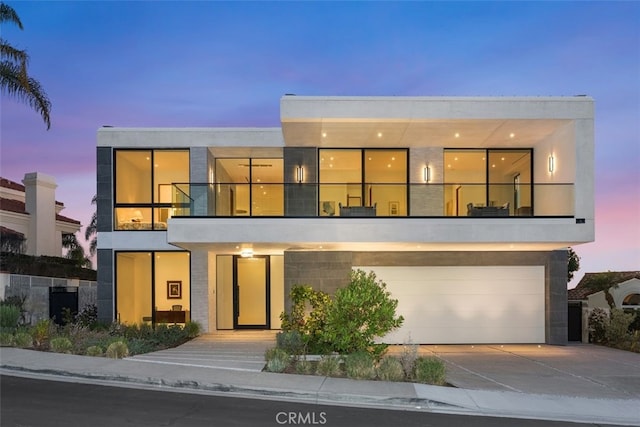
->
[281, 95, 593, 149]
[165, 217, 594, 255]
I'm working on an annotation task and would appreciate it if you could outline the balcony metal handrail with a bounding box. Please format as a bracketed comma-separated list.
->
[171, 182, 575, 218]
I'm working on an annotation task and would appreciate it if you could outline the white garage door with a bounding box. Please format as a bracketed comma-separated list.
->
[354, 266, 545, 344]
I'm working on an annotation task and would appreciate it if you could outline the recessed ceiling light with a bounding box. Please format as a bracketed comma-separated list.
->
[387, 164, 391, 168]
[454, 133, 460, 138]
[510, 133, 515, 138]
[330, 157, 334, 161]
[492, 164, 496, 168]
[391, 157, 395, 161]
[501, 157, 505, 161]
[368, 157, 372, 160]
[322, 132, 327, 138]
[454, 157, 458, 161]
[377, 132, 383, 138]
[329, 164, 333, 168]
[447, 164, 451, 168]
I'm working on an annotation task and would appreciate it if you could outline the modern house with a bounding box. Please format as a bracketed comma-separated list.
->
[0, 173, 81, 256]
[96, 96, 595, 344]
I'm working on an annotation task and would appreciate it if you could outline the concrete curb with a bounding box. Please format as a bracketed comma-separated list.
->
[0, 364, 461, 412]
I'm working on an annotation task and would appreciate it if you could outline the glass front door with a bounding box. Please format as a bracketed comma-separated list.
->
[234, 256, 270, 329]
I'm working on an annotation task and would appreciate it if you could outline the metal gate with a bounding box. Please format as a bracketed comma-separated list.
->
[567, 301, 583, 342]
[49, 287, 78, 325]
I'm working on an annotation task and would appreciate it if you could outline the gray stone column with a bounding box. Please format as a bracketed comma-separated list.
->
[284, 147, 318, 216]
[546, 249, 568, 345]
[189, 147, 210, 216]
[190, 250, 209, 332]
[283, 251, 352, 313]
[409, 147, 444, 216]
[96, 248, 114, 323]
[96, 147, 113, 232]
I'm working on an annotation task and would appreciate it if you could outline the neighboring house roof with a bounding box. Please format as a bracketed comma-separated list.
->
[568, 271, 640, 300]
[0, 197, 26, 214]
[1, 176, 64, 206]
[0, 177, 24, 192]
[0, 226, 24, 238]
[0, 196, 80, 226]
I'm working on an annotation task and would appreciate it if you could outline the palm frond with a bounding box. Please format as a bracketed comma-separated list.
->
[0, 3, 23, 29]
[0, 60, 51, 129]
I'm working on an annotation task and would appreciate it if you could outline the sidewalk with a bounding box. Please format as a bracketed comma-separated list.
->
[1, 344, 639, 426]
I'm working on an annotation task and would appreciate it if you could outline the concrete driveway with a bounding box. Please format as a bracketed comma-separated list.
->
[406, 343, 640, 399]
[132, 333, 639, 400]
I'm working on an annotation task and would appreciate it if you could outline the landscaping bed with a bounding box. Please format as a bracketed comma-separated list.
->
[0, 300, 200, 358]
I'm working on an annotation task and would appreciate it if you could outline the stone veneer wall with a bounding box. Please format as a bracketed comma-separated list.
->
[284, 147, 318, 216]
[284, 250, 568, 345]
[190, 250, 209, 332]
[409, 147, 444, 216]
[1, 274, 96, 325]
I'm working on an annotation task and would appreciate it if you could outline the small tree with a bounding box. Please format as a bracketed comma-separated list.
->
[321, 270, 404, 355]
[567, 248, 580, 282]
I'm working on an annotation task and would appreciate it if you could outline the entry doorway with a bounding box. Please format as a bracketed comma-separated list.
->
[233, 256, 270, 329]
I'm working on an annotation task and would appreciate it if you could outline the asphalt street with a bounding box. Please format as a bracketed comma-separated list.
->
[0, 375, 624, 427]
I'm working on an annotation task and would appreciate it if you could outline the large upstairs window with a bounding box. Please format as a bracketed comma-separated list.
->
[319, 149, 407, 216]
[215, 158, 283, 216]
[444, 149, 532, 217]
[114, 149, 190, 230]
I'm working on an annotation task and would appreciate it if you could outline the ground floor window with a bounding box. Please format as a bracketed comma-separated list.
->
[116, 251, 190, 325]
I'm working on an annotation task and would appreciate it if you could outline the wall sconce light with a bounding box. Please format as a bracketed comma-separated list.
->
[423, 166, 431, 183]
[296, 166, 304, 183]
[240, 248, 253, 258]
[548, 155, 555, 173]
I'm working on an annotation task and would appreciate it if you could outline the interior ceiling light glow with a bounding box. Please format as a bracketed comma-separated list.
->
[377, 132, 382, 138]
[510, 133, 515, 138]
[322, 132, 327, 138]
[454, 133, 460, 138]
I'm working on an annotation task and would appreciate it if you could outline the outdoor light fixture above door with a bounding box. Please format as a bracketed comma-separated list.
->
[296, 166, 304, 183]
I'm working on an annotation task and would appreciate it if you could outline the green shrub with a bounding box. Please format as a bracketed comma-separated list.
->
[106, 341, 129, 359]
[276, 330, 305, 355]
[344, 351, 376, 380]
[0, 331, 14, 346]
[280, 285, 332, 354]
[33, 318, 55, 349]
[264, 347, 290, 373]
[1, 295, 27, 325]
[589, 308, 609, 344]
[183, 321, 201, 339]
[50, 337, 73, 354]
[316, 355, 341, 377]
[399, 342, 419, 380]
[413, 356, 446, 385]
[321, 270, 404, 354]
[76, 304, 98, 327]
[0, 304, 21, 330]
[127, 338, 157, 356]
[607, 309, 635, 347]
[13, 331, 33, 348]
[295, 357, 315, 375]
[376, 356, 405, 382]
[85, 345, 103, 356]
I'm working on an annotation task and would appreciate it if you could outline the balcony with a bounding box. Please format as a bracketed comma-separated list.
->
[171, 182, 575, 218]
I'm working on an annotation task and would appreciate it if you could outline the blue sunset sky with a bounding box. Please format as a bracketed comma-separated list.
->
[1, 1, 638, 285]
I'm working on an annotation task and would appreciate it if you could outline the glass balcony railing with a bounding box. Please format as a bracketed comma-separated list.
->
[171, 183, 575, 218]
